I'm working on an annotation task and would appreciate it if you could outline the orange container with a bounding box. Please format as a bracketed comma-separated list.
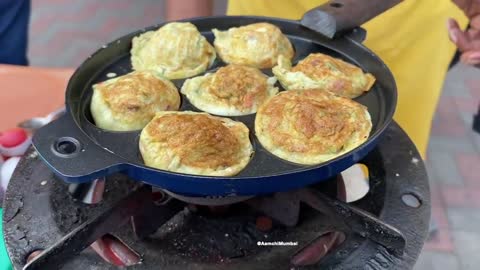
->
[0, 64, 73, 131]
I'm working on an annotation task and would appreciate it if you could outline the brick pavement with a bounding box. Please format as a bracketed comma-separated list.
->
[26, 1, 480, 269]
[416, 64, 480, 270]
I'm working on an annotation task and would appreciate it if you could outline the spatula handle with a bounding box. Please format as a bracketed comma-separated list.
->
[301, 0, 403, 38]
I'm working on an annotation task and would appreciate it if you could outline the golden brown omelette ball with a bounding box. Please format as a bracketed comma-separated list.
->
[212, 22, 294, 68]
[139, 111, 253, 176]
[131, 22, 216, 79]
[90, 70, 180, 131]
[272, 53, 376, 98]
[181, 64, 278, 116]
[255, 89, 372, 165]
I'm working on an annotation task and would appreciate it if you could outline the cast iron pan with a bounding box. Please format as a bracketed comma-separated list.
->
[32, 2, 398, 197]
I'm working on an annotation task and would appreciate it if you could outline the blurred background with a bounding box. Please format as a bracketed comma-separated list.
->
[11, 0, 480, 269]
[28, 0, 227, 67]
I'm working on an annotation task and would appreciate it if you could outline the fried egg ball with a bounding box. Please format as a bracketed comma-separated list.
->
[272, 53, 376, 98]
[212, 22, 294, 68]
[90, 70, 180, 131]
[181, 64, 278, 116]
[140, 111, 253, 176]
[131, 22, 216, 79]
[255, 89, 372, 165]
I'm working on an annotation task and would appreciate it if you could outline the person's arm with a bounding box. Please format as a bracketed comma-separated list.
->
[448, 0, 480, 65]
[165, 0, 213, 21]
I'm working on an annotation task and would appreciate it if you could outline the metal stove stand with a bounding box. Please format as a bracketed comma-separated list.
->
[3, 122, 430, 270]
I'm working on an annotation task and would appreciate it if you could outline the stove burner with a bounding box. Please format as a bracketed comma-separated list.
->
[68, 178, 105, 204]
[162, 189, 254, 206]
[3, 123, 431, 270]
[291, 231, 346, 266]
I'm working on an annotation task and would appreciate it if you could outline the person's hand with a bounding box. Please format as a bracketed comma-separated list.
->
[448, 0, 480, 65]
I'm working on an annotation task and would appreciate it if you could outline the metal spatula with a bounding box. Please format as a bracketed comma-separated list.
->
[301, 0, 403, 39]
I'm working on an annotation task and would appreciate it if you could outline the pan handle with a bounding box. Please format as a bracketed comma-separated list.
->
[32, 114, 124, 183]
[301, 0, 403, 39]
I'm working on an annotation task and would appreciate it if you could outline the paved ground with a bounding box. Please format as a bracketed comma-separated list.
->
[414, 63, 480, 270]
[27, 1, 480, 269]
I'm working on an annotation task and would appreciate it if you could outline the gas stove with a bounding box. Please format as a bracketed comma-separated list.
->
[3, 122, 430, 270]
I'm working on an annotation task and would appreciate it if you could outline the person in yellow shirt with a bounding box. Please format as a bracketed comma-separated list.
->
[166, 0, 478, 158]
